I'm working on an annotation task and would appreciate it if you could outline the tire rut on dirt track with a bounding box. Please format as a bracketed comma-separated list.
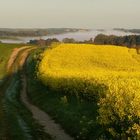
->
[0, 46, 34, 140]
[16, 47, 73, 140]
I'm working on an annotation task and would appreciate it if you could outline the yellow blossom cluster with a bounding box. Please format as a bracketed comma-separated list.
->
[38, 43, 140, 138]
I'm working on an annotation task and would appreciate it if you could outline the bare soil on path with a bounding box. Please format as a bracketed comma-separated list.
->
[18, 48, 74, 140]
[7, 46, 31, 73]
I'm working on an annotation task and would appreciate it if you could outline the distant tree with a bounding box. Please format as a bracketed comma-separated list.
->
[28, 40, 38, 45]
[94, 34, 140, 48]
[94, 34, 108, 44]
[62, 38, 76, 43]
[37, 39, 46, 46]
[45, 38, 59, 46]
[136, 36, 140, 45]
[28, 38, 59, 46]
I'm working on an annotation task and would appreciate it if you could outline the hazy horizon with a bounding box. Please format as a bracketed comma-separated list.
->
[0, 0, 140, 29]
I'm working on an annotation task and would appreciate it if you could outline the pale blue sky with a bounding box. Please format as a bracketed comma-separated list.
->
[0, 0, 140, 28]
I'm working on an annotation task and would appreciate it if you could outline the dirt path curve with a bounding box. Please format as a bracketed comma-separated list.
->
[19, 49, 73, 140]
[0, 46, 35, 140]
[7, 46, 31, 73]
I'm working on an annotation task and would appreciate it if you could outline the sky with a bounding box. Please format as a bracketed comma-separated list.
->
[0, 0, 140, 29]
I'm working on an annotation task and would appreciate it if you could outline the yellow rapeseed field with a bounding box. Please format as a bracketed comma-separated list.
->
[38, 43, 140, 138]
[39, 44, 140, 75]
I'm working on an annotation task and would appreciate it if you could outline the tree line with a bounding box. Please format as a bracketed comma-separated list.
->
[0, 28, 82, 37]
[28, 34, 140, 48]
[94, 34, 140, 48]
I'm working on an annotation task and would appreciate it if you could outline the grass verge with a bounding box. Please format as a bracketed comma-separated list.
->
[0, 43, 27, 79]
[3, 71, 52, 140]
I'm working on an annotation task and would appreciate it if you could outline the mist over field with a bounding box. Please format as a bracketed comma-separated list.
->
[1, 28, 140, 44]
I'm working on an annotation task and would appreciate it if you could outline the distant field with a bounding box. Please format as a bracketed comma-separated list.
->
[38, 43, 140, 139]
[0, 43, 24, 79]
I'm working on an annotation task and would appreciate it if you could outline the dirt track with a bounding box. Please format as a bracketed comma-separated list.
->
[21, 74, 73, 140]
[8, 47, 73, 140]
[7, 46, 31, 73]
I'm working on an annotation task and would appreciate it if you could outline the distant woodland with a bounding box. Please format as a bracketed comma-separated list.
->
[114, 28, 140, 34]
[0, 28, 86, 37]
[94, 34, 140, 47]
[29, 34, 140, 48]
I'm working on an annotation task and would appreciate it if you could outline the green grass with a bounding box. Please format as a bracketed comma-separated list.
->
[0, 44, 52, 140]
[0, 43, 24, 79]
[0, 43, 25, 139]
[26, 49, 104, 140]
[4, 71, 52, 140]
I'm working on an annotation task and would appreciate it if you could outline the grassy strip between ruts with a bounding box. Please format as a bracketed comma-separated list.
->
[26, 48, 103, 140]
